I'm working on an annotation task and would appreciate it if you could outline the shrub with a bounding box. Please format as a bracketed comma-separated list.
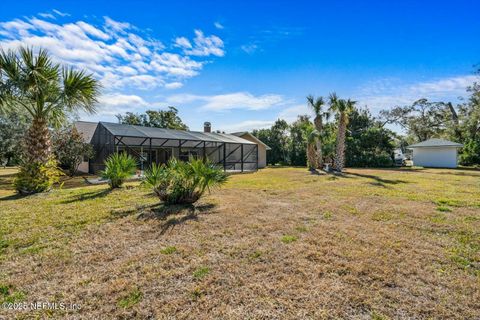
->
[143, 158, 228, 205]
[13, 157, 63, 194]
[100, 153, 137, 189]
[52, 126, 94, 176]
[459, 139, 480, 166]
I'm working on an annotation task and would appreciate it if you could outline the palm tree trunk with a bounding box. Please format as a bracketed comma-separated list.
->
[307, 142, 316, 171]
[23, 117, 52, 163]
[314, 116, 323, 169]
[334, 114, 347, 172]
[315, 139, 323, 169]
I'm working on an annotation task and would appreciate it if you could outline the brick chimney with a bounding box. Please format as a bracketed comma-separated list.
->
[204, 121, 211, 133]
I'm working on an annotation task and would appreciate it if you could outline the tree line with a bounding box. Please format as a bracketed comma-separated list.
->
[253, 101, 396, 170]
[253, 69, 480, 169]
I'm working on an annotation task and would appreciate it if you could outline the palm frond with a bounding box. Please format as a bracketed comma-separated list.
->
[306, 95, 325, 115]
[61, 68, 100, 114]
[0, 46, 100, 123]
[328, 92, 338, 107]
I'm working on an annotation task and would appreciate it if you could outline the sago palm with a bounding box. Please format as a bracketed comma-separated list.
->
[0, 47, 100, 193]
[329, 93, 356, 172]
[306, 95, 329, 168]
[143, 158, 228, 205]
[101, 153, 138, 189]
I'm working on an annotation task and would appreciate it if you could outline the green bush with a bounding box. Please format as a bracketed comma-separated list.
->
[13, 157, 63, 194]
[346, 150, 394, 168]
[52, 126, 95, 176]
[100, 153, 137, 189]
[143, 158, 228, 205]
[459, 139, 480, 166]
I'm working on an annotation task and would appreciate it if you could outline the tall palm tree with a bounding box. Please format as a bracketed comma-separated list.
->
[0, 47, 100, 193]
[306, 95, 329, 168]
[329, 93, 355, 172]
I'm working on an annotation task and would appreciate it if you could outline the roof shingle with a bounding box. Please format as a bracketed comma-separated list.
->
[407, 138, 463, 148]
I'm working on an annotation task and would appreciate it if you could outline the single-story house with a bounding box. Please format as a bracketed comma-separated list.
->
[231, 132, 271, 168]
[74, 121, 268, 174]
[407, 138, 463, 168]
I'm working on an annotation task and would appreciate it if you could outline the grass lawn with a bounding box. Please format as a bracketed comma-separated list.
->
[0, 166, 479, 319]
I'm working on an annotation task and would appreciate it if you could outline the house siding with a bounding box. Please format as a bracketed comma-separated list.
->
[412, 147, 458, 168]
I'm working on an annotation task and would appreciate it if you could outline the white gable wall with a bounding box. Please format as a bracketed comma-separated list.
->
[412, 147, 458, 168]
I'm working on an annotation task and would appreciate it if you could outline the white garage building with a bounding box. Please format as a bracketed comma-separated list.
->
[407, 139, 463, 168]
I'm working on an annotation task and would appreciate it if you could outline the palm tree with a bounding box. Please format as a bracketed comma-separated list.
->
[306, 128, 321, 171]
[306, 95, 329, 168]
[329, 93, 356, 172]
[0, 47, 100, 193]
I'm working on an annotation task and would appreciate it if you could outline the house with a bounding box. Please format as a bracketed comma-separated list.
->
[407, 138, 463, 168]
[231, 132, 271, 168]
[74, 121, 268, 174]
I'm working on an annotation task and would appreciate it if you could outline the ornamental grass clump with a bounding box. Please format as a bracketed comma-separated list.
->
[100, 153, 137, 189]
[143, 158, 228, 205]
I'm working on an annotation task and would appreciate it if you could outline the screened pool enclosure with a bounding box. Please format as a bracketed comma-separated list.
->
[88, 122, 259, 174]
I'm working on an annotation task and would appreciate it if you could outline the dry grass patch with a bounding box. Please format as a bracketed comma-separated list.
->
[0, 166, 479, 319]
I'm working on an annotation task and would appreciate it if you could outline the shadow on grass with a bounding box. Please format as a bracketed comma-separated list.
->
[325, 172, 352, 180]
[115, 202, 217, 235]
[409, 167, 480, 178]
[346, 171, 409, 187]
[352, 166, 480, 178]
[0, 193, 25, 201]
[308, 169, 327, 175]
[60, 188, 112, 204]
[267, 165, 309, 169]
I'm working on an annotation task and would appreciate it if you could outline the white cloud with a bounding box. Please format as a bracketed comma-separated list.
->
[214, 22, 224, 29]
[182, 30, 225, 57]
[95, 93, 150, 117]
[356, 75, 479, 112]
[76, 21, 110, 40]
[278, 104, 313, 122]
[99, 93, 149, 107]
[174, 36, 192, 49]
[103, 16, 131, 34]
[218, 120, 274, 132]
[166, 92, 285, 111]
[164, 82, 183, 89]
[0, 14, 225, 91]
[52, 9, 70, 17]
[241, 43, 258, 54]
[410, 75, 478, 96]
[38, 13, 56, 19]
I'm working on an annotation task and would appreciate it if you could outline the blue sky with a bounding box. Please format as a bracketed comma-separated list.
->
[1, 1, 479, 132]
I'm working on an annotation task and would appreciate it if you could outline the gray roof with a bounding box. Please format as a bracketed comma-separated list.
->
[231, 132, 272, 150]
[100, 122, 256, 144]
[74, 121, 98, 143]
[407, 138, 463, 148]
